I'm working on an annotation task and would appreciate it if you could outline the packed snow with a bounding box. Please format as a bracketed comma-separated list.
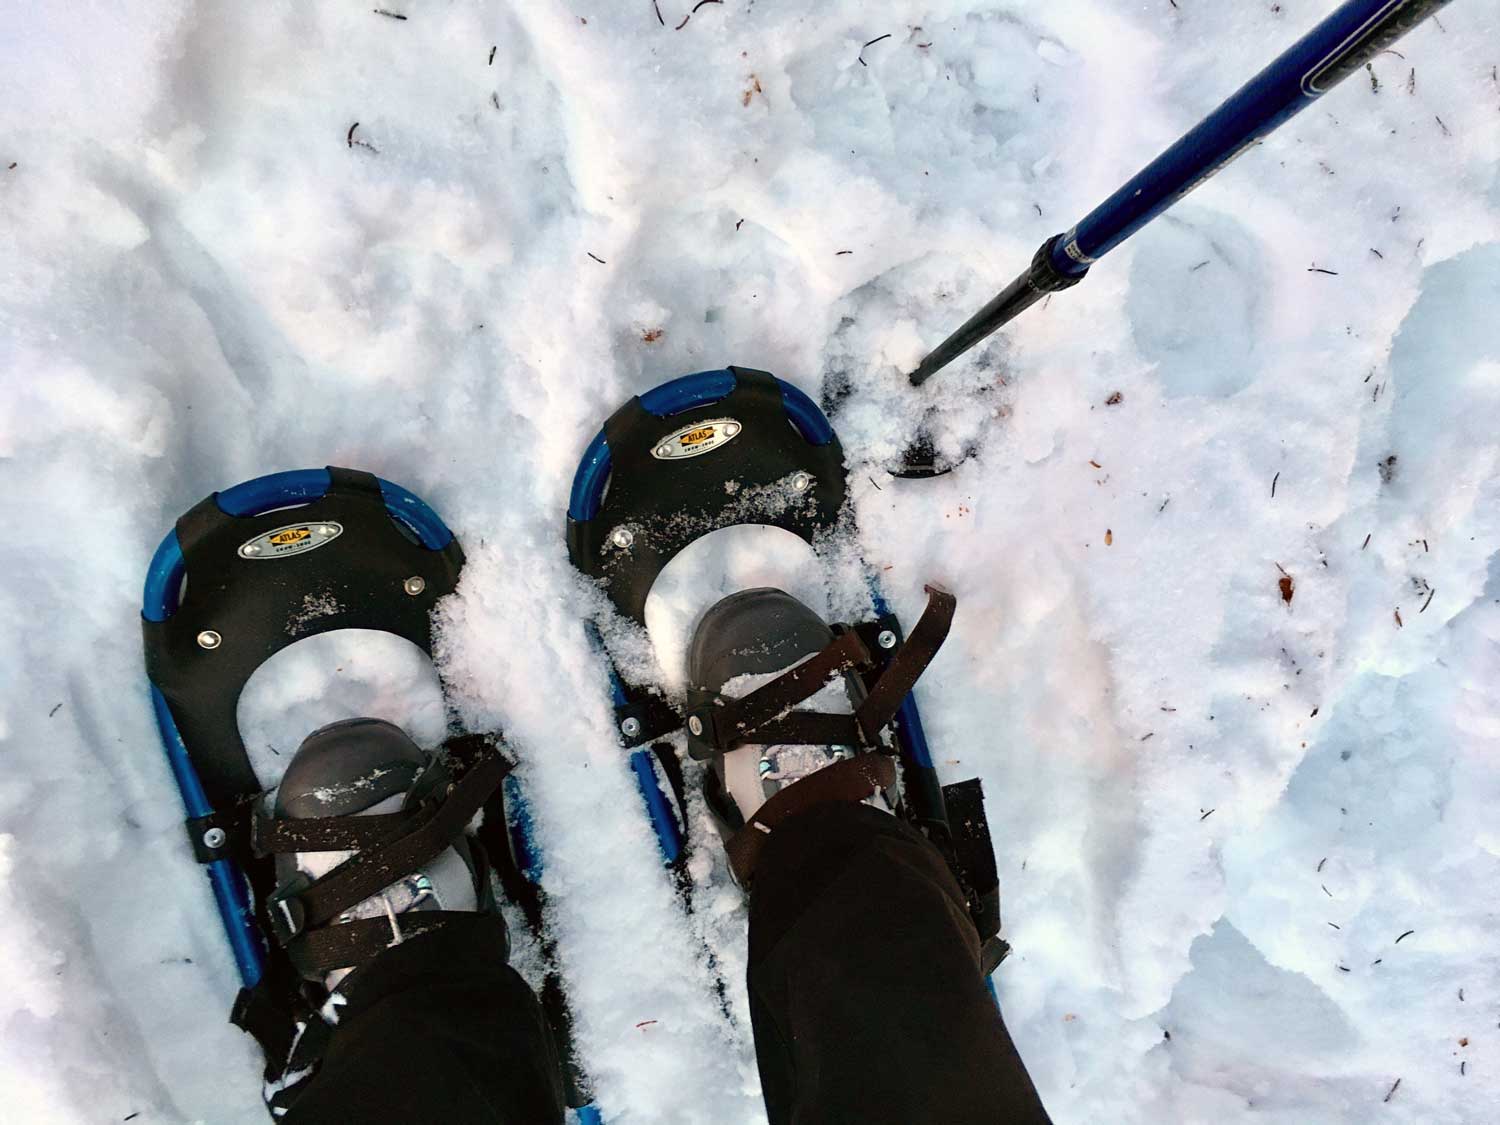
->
[3, 1, 1499, 1123]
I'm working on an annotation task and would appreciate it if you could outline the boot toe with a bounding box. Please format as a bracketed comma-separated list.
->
[687, 588, 833, 692]
[274, 717, 426, 820]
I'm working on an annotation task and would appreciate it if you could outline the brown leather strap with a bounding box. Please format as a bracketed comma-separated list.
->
[253, 808, 416, 856]
[744, 711, 863, 749]
[271, 750, 511, 944]
[724, 753, 897, 883]
[855, 584, 957, 741]
[287, 911, 463, 975]
[694, 629, 871, 751]
[691, 585, 958, 755]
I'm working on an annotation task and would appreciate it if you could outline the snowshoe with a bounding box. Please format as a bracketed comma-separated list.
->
[566, 368, 1007, 971]
[142, 467, 599, 1122]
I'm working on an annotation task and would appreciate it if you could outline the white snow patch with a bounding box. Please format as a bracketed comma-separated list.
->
[2, 1, 1498, 1123]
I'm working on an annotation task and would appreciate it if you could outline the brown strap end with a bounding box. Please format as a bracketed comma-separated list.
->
[724, 753, 897, 884]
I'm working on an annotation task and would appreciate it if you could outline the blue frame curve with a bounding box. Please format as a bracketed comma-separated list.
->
[151, 686, 266, 985]
[143, 469, 453, 623]
[567, 369, 834, 524]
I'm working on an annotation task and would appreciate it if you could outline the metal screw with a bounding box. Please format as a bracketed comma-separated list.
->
[688, 715, 704, 736]
[620, 717, 642, 738]
[197, 630, 222, 650]
[611, 527, 635, 549]
[403, 576, 426, 596]
[791, 471, 812, 493]
[877, 629, 898, 650]
[202, 827, 227, 849]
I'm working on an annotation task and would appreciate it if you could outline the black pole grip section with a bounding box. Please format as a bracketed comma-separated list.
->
[908, 234, 1086, 387]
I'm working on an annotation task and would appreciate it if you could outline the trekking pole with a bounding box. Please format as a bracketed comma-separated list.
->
[907, 0, 1454, 389]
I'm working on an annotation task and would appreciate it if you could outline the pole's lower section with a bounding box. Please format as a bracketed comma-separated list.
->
[908, 235, 1086, 387]
[905, 0, 1452, 393]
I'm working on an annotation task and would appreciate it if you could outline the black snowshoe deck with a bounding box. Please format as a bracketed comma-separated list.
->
[144, 467, 462, 805]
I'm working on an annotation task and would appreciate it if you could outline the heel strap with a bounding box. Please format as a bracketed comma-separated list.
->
[724, 753, 897, 883]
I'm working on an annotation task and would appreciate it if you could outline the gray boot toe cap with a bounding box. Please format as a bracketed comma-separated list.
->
[274, 717, 425, 820]
[687, 588, 833, 693]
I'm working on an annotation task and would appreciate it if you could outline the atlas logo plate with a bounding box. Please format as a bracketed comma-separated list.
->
[238, 521, 343, 560]
[652, 418, 742, 461]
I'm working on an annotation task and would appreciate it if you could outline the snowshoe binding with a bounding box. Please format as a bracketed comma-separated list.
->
[685, 586, 897, 882]
[264, 716, 494, 992]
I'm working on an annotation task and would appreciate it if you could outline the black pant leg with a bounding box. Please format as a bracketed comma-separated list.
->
[282, 914, 566, 1125]
[748, 802, 1051, 1125]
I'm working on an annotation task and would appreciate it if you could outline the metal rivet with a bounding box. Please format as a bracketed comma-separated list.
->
[240, 543, 261, 557]
[403, 576, 426, 596]
[611, 527, 635, 549]
[317, 525, 336, 536]
[688, 715, 704, 736]
[657, 445, 673, 458]
[791, 471, 812, 493]
[620, 717, 642, 738]
[202, 827, 227, 849]
[877, 629, 898, 650]
[197, 630, 222, 650]
[725, 423, 740, 436]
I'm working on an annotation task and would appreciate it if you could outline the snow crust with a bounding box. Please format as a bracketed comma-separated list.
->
[2, 2, 1499, 1122]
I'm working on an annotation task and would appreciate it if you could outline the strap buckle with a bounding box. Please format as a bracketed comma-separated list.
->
[265, 874, 311, 945]
[248, 804, 274, 858]
[684, 700, 722, 759]
[686, 629, 873, 758]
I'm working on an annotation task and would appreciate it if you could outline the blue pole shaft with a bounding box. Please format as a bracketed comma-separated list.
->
[908, 0, 1453, 387]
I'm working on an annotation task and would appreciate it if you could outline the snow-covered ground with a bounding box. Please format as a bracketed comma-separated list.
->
[3, 1, 1499, 1122]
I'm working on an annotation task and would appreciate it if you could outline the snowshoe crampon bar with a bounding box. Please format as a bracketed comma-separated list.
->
[568, 369, 1007, 968]
[142, 468, 600, 1121]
